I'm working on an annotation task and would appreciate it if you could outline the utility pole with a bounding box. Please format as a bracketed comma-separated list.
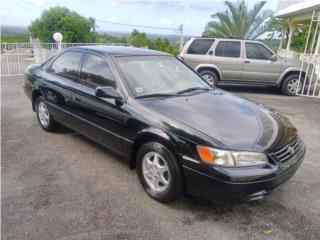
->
[179, 24, 184, 53]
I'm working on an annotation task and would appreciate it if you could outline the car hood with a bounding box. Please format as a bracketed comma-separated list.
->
[282, 57, 301, 67]
[139, 90, 298, 152]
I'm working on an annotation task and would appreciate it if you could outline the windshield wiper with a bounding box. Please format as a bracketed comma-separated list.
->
[176, 87, 209, 95]
[136, 93, 178, 99]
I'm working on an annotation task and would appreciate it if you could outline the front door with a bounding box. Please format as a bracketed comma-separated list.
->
[69, 53, 125, 155]
[242, 42, 282, 83]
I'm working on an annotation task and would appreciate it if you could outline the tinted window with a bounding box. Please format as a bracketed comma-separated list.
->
[215, 41, 241, 58]
[80, 54, 116, 88]
[50, 51, 82, 79]
[246, 43, 273, 60]
[187, 39, 214, 54]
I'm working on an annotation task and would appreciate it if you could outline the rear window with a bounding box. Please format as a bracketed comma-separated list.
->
[187, 39, 215, 55]
[215, 41, 241, 58]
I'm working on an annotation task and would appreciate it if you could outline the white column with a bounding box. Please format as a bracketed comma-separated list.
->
[315, 26, 320, 55]
[279, 28, 285, 49]
[286, 26, 293, 51]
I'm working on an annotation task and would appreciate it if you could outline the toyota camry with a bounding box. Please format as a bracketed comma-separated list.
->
[24, 46, 306, 203]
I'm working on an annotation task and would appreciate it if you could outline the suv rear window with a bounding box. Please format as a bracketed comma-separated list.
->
[215, 41, 241, 58]
[187, 39, 214, 55]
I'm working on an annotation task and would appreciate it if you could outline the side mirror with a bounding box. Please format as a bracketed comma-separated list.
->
[270, 55, 278, 62]
[95, 86, 122, 100]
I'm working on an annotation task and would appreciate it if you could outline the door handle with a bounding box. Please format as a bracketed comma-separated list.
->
[244, 60, 250, 63]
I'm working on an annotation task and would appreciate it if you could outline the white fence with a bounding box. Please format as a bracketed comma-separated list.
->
[277, 49, 320, 98]
[0, 42, 130, 77]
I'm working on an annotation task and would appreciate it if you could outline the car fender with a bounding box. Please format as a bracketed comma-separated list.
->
[130, 127, 181, 168]
[194, 64, 222, 80]
[277, 67, 305, 85]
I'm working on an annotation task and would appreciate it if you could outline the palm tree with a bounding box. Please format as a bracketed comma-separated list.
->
[203, 0, 272, 39]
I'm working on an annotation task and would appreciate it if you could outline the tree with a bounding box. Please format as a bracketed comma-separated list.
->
[126, 29, 179, 55]
[29, 7, 93, 42]
[89, 17, 98, 34]
[128, 29, 150, 48]
[151, 38, 179, 56]
[203, 0, 272, 39]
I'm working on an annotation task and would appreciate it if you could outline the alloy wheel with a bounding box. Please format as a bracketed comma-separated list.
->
[201, 74, 215, 86]
[287, 79, 300, 94]
[142, 151, 171, 193]
[38, 102, 50, 127]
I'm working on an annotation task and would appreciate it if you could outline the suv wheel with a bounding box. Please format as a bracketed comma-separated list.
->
[199, 70, 218, 86]
[281, 74, 300, 96]
[136, 142, 184, 202]
[36, 97, 59, 132]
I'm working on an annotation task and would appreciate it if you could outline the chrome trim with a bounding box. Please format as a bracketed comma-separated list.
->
[182, 155, 200, 164]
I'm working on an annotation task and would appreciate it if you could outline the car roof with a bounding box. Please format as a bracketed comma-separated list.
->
[68, 45, 171, 57]
[191, 37, 263, 43]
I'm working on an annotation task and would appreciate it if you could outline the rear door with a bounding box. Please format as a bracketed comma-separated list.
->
[213, 40, 243, 81]
[242, 42, 282, 83]
[182, 38, 215, 69]
[40, 50, 83, 125]
[69, 53, 126, 154]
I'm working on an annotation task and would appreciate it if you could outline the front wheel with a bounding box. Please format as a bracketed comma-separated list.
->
[281, 74, 300, 96]
[199, 70, 218, 87]
[36, 97, 59, 132]
[136, 142, 184, 202]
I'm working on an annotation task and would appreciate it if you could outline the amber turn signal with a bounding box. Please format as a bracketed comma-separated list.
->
[197, 146, 215, 163]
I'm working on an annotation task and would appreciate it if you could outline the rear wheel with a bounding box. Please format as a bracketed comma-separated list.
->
[136, 142, 184, 202]
[281, 74, 300, 96]
[199, 70, 218, 87]
[36, 97, 59, 132]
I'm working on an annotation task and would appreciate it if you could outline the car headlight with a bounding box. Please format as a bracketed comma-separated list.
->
[197, 146, 268, 167]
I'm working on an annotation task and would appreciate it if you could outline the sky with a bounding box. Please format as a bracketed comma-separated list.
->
[0, 0, 278, 36]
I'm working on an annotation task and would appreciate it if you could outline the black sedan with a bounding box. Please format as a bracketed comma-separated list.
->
[24, 46, 306, 203]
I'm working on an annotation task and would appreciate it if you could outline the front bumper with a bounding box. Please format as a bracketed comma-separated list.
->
[182, 145, 305, 203]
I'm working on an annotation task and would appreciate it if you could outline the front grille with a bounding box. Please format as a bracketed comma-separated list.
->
[271, 137, 303, 163]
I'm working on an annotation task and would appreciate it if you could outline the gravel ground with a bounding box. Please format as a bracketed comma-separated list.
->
[2, 77, 320, 240]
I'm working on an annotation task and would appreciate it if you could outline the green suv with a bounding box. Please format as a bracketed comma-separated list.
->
[179, 37, 310, 95]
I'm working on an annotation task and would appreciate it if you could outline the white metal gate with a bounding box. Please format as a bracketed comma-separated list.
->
[297, 10, 320, 98]
[0, 42, 130, 77]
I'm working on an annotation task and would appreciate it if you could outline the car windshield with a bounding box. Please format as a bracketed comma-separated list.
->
[115, 56, 210, 97]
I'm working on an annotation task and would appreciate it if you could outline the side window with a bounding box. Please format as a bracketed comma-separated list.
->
[80, 53, 116, 88]
[187, 39, 215, 54]
[246, 43, 273, 60]
[215, 41, 241, 58]
[50, 51, 82, 80]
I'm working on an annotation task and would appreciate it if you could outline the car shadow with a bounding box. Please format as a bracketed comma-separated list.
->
[52, 124, 75, 134]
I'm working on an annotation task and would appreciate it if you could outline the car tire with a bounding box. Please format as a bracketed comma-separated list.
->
[136, 142, 184, 202]
[281, 74, 300, 96]
[36, 97, 59, 132]
[199, 70, 218, 86]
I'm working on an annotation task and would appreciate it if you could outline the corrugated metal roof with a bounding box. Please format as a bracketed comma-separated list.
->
[273, 0, 320, 18]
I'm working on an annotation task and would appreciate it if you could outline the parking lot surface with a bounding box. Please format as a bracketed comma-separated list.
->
[2, 77, 320, 240]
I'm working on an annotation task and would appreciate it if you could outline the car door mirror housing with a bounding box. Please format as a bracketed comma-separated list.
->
[270, 55, 278, 62]
[95, 86, 122, 100]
